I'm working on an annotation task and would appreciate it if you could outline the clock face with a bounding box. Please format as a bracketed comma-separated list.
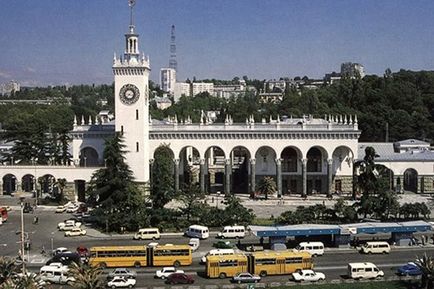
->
[119, 84, 140, 105]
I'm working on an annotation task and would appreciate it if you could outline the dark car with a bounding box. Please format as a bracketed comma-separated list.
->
[46, 252, 81, 266]
[397, 262, 422, 276]
[213, 240, 233, 249]
[165, 273, 194, 285]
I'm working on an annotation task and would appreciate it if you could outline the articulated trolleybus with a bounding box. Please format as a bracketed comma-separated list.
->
[89, 244, 192, 268]
[206, 250, 313, 279]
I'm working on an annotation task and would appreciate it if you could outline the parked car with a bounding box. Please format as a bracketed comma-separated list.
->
[291, 269, 326, 282]
[59, 223, 81, 231]
[53, 247, 71, 256]
[154, 267, 184, 279]
[57, 219, 81, 230]
[65, 227, 87, 237]
[107, 276, 136, 288]
[66, 205, 79, 213]
[231, 273, 261, 284]
[107, 268, 137, 280]
[213, 240, 233, 249]
[165, 273, 194, 285]
[55, 206, 66, 213]
[397, 262, 422, 276]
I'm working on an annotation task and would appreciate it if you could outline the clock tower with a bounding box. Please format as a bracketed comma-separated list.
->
[113, 0, 150, 182]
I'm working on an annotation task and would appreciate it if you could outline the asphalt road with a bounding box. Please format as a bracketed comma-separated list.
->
[1, 209, 432, 287]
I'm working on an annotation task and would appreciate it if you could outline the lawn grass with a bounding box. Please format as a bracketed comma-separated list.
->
[251, 218, 276, 226]
[275, 280, 416, 289]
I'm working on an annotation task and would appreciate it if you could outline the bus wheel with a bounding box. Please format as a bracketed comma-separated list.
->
[219, 273, 226, 279]
[173, 260, 181, 267]
[260, 271, 267, 277]
[134, 261, 141, 268]
[99, 262, 106, 269]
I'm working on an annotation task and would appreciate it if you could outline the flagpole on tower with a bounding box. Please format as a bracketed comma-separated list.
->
[128, 0, 136, 29]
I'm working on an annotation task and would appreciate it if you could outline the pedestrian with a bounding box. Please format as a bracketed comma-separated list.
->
[33, 216, 39, 224]
[260, 237, 264, 246]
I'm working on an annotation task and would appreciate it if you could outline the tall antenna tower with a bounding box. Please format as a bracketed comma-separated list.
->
[169, 25, 177, 71]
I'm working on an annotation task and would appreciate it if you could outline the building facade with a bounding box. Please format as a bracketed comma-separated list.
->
[0, 4, 432, 201]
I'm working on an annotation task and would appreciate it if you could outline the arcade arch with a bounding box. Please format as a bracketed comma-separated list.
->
[404, 168, 418, 193]
[80, 147, 99, 167]
[2, 174, 16, 195]
[281, 146, 302, 194]
[22, 174, 35, 192]
[204, 146, 225, 193]
[306, 146, 328, 194]
[230, 146, 251, 193]
[178, 146, 200, 187]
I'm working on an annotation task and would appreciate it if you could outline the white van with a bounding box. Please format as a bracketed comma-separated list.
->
[200, 249, 236, 264]
[133, 228, 160, 240]
[348, 262, 384, 279]
[294, 242, 324, 256]
[217, 226, 246, 239]
[40, 265, 75, 284]
[360, 241, 390, 254]
[185, 225, 209, 239]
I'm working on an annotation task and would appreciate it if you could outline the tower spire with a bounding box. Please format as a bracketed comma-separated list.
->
[128, 0, 136, 33]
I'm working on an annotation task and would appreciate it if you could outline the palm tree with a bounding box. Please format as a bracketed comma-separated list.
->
[257, 176, 276, 200]
[67, 262, 104, 289]
[416, 253, 434, 289]
[0, 257, 17, 284]
[12, 272, 44, 289]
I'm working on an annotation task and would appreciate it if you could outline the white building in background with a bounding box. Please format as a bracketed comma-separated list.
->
[0, 80, 20, 96]
[214, 81, 246, 99]
[341, 62, 365, 78]
[174, 82, 191, 101]
[192, 82, 214, 96]
[160, 68, 176, 95]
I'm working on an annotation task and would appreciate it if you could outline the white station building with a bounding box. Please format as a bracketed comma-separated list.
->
[0, 3, 433, 201]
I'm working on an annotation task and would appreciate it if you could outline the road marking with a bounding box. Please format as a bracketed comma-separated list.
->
[0, 244, 7, 247]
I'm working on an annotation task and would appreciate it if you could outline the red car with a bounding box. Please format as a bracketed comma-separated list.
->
[165, 273, 194, 285]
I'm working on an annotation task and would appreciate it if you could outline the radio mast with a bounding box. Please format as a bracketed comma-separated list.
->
[169, 25, 177, 71]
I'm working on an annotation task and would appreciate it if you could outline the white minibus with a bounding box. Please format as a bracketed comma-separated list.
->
[200, 249, 236, 264]
[348, 262, 384, 279]
[217, 225, 246, 239]
[360, 241, 390, 254]
[294, 241, 324, 256]
[133, 228, 161, 240]
[40, 266, 75, 284]
[185, 225, 209, 239]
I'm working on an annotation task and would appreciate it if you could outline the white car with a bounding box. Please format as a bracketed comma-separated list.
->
[65, 227, 87, 237]
[154, 267, 184, 279]
[43, 262, 68, 269]
[107, 276, 136, 288]
[53, 247, 72, 256]
[291, 270, 325, 282]
[55, 206, 66, 213]
[66, 205, 79, 213]
[58, 220, 81, 230]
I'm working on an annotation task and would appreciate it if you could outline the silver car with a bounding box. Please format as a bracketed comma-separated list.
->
[232, 272, 261, 284]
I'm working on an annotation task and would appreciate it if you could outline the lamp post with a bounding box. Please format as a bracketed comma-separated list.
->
[216, 191, 221, 209]
[19, 196, 26, 274]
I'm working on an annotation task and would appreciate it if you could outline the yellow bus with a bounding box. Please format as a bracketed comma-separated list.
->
[89, 245, 147, 268]
[206, 253, 248, 279]
[151, 244, 192, 267]
[89, 244, 192, 268]
[249, 250, 313, 277]
[206, 251, 313, 278]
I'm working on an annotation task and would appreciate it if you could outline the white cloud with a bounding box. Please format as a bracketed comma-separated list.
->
[25, 67, 36, 73]
[0, 70, 11, 79]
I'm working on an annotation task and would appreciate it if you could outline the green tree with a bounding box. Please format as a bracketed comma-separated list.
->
[151, 145, 175, 209]
[416, 253, 434, 289]
[87, 133, 143, 232]
[67, 262, 104, 289]
[257, 177, 276, 200]
[55, 178, 67, 202]
[221, 196, 255, 226]
[0, 257, 17, 284]
[176, 166, 205, 222]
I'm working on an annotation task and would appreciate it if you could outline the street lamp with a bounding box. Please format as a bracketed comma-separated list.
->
[19, 196, 26, 274]
[216, 191, 221, 209]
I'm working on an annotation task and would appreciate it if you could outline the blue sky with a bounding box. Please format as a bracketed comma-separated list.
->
[1, 0, 434, 86]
